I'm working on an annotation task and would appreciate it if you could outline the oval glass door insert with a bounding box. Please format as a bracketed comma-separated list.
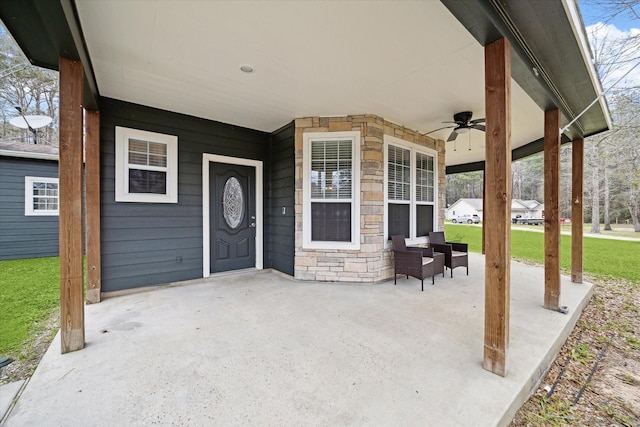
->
[223, 177, 244, 228]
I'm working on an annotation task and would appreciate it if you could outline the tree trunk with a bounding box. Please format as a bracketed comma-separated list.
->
[591, 161, 600, 233]
[627, 186, 640, 232]
[603, 157, 612, 230]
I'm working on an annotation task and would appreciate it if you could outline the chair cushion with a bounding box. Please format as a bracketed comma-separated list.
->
[452, 251, 467, 257]
[422, 257, 434, 265]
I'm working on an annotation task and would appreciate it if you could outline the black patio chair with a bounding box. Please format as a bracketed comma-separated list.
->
[428, 231, 468, 277]
[390, 235, 436, 291]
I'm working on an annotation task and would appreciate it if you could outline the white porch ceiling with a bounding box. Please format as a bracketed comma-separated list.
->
[75, 0, 544, 167]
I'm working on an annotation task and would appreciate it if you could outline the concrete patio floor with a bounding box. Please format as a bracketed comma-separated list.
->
[3, 253, 592, 426]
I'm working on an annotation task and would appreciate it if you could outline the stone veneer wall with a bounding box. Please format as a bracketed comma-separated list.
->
[294, 115, 445, 282]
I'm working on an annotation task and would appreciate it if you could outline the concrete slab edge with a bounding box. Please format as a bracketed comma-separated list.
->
[0, 379, 29, 426]
[497, 281, 595, 427]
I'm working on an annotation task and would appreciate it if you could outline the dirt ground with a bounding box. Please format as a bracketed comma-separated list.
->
[1, 310, 59, 384]
[511, 277, 640, 426]
[2, 277, 639, 426]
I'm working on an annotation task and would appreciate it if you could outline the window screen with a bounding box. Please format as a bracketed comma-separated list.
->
[388, 203, 410, 238]
[416, 205, 434, 236]
[311, 202, 352, 241]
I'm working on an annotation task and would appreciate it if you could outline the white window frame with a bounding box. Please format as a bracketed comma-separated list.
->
[25, 176, 59, 216]
[384, 135, 438, 247]
[115, 126, 178, 203]
[303, 131, 360, 250]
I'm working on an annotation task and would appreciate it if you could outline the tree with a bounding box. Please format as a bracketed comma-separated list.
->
[445, 170, 483, 205]
[512, 154, 544, 202]
[581, 0, 640, 232]
[610, 90, 640, 231]
[0, 23, 59, 145]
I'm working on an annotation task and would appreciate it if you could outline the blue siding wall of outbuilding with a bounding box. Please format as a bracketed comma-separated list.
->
[100, 98, 290, 292]
[0, 156, 59, 260]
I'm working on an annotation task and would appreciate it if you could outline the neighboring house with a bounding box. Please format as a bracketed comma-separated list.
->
[0, 141, 59, 260]
[446, 198, 484, 220]
[0, 1, 610, 293]
[512, 199, 545, 219]
[447, 198, 544, 221]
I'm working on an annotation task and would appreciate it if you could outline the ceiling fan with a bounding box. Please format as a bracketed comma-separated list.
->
[426, 111, 486, 142]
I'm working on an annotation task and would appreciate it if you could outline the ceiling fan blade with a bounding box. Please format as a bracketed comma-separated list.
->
[471, 124, 486, 131]
[425, 125, 455, 135]
[447, 130, 458, 142]
[470, 118, 486, 124]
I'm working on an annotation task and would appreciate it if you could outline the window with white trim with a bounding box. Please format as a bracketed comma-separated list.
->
[303, 131, 360, 249]
[115, 126, 178, 203]
[25, 176, 59, 216]
[385, 136, 436, 243]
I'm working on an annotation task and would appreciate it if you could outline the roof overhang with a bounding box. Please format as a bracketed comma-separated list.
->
[0, 0, 99, 110]
[0, 0, 610, 172]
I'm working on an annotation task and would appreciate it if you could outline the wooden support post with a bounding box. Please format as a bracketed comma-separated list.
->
[85, 110, 101, 303]
[571, 138, 584, 283]
[544, 109, 561, 310]
[482, 168, 486, 255]
[59, 57, 85, 353]
[483, 37, 512, 377]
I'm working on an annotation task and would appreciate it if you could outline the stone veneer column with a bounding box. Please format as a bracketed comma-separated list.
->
[294, 115, 444, 283]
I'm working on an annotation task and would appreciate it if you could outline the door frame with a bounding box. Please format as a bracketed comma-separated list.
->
[202, 154, 263, 277]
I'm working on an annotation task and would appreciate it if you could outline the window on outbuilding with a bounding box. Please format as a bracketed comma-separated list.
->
[25, 176, 59, 216]
[303, 131, 360, 249]
[115, 126, 178, 203]
[385, 135, 436, 243]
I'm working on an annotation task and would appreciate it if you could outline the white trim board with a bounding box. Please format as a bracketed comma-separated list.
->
[202, 154, 263, 278]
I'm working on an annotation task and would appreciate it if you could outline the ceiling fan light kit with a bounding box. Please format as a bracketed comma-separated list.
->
[426, 111, 486, 146]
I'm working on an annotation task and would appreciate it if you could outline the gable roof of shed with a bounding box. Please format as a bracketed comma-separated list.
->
[0, 140, 59, 161]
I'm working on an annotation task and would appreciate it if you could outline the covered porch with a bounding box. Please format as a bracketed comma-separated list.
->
[0, 0, 611, 382]
[3, 254, 592, 426]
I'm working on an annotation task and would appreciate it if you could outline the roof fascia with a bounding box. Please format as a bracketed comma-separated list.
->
[59, 0, 99, 111]
[0, 149, 59, 161]
[440, 0, 611, 141]
[560, 0, 612, 131]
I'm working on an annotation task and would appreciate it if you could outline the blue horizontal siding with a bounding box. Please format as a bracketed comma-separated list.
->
[0, 156, 59, 260]
[100, 98, 270, 292]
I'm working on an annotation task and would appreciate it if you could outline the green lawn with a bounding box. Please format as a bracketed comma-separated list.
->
[0, 257, 60, 357]
[445, 224, 640, 282]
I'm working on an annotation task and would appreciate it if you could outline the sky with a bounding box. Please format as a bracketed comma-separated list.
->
[578, 0, 640, 91]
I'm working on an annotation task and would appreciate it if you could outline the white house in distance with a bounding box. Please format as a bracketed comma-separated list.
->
[446, 198, 484, 220]
[513, 199, 545, 219]
[446, 198, 544, 221]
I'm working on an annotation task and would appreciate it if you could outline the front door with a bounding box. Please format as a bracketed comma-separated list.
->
[210, 162, 256, 272]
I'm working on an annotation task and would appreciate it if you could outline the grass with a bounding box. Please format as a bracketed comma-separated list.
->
[0, 257, 60, 358]
[445, 224, 640, 282]
[524, 397, 574, 426]
[569, 343, 593, 365]
[509, 222, 640, 239]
